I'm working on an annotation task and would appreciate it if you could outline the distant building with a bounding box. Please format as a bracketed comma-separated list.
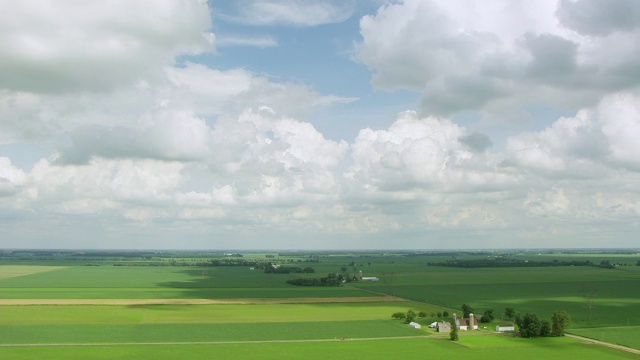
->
[495, 323, 515, 332]
[453, 313, 478, 330]
[436, 321, 451, 333]
[408, 322, 421, 329]
[357, 271, 379, 281]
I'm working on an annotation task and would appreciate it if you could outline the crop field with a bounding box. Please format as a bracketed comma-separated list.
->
[570, 327, 640, 350]
[1, 337, 637, 360]
[1, 250, 639, 359]
[0, 303, 436, 325]
[0, 265, 376, 299]
[352, 266, 640, 328]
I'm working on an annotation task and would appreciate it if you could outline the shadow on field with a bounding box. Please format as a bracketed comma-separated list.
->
[153, 266, 372, 300]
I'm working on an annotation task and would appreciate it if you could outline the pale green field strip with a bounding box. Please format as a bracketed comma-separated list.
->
[0, 266, 68, 279]
[0, 302, 435, 324]
[0, 337, 637, 360]
[0, 320, 423, 344]
[0, 296, 403, 305]
[569, 326, 640, 350]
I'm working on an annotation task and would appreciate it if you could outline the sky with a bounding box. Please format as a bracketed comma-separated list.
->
[1, 0, 640, 250]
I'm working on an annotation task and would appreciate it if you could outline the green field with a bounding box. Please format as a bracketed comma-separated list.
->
[570, 327, 640, 350]
[0, 265, 376, 299]
[0, 303, 438, 325]
[352, 266, 640, 328]
[1, 250, 639, 359]
[0, 320, 421, 344]
[1, 337, 637, 360]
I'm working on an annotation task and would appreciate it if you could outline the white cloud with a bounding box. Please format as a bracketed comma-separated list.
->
[0, 0, 214, 93]
[505, 92, 640, 174]
[0, 157, 27, 196]
[348, 111, 514, 193]
[355, 0, 640, 118]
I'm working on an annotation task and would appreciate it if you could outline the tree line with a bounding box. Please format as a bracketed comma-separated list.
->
[286, 273, 343, 286]
[428, 259, 618, 269]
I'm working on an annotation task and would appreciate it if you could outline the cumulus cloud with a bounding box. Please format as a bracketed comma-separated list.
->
[354, 0, 640, 118]
[505, 92, 640, 174]
[0, 0, 214, 93]
[58, 111, 213, 164]
[0, 157, 27, 197]
[348, 111, 514, 193]
[557, 0, 640, 36]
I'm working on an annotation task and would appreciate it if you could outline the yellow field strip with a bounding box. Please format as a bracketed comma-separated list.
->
[0, 296, 406, 306]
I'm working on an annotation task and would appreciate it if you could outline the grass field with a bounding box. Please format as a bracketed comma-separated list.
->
[0, 302, 436, 325]
[1, 252, 639, 359]
[0, 320, 422, 344]
[570, 327, 640, 350]
[1, 337, 637, 360]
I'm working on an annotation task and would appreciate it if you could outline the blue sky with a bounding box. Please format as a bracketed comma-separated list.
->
[1, 0, 639, 250]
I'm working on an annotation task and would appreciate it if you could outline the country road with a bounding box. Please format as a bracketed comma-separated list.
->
[566, 333, 640, 355]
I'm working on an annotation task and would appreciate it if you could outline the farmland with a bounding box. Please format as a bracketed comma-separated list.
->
[1, 249, 639, 359]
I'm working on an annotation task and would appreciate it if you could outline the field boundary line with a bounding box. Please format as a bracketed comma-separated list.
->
[0, 296, 405, 306]
[0, 336, 429, 348]
[566, 333, 640, 354]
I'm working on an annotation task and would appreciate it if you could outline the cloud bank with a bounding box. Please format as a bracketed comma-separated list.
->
[1, 0, 639, 249]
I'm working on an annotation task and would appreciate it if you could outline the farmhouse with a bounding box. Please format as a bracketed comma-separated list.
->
[453, 313, 478, 330]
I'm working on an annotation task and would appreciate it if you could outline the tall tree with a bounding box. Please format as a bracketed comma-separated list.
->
[504, 307, 516, 320]
[540, 320, 552, 337]
[462, 304, 474, 318]
[480, 309, 494, 323]
[520, 313, 542, 338]
[450, 325, 459, 341]
[551, 311, 571, 336]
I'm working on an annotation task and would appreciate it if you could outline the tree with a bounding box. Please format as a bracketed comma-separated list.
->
[480, 309, 494, 323]
[392, 312, 406, 320]
[418, 311, 427, 318]
[443, 311, 449, 317]
[405, 310, 417, 323]
[540, 320, 551, 337]
[551, 311, 571, 336]
[437, 312, 442, 318]
[520, 313, 542, 338]
[462, 304, 474, 318]
[449, 325, 459, 341]
[504, 307, 516, 320]
[514, 313, 523, 330]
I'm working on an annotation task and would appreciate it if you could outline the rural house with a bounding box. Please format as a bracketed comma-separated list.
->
[453, 313, 478, 330]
